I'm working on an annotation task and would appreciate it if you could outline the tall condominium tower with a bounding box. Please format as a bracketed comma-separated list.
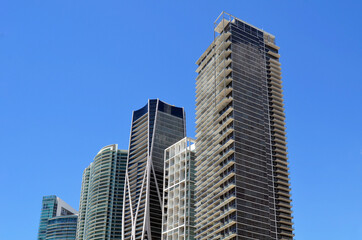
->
[45, 215, 78, 240]
[76, 165, 91, 240]
[162, 137, 196, 240]
[38, 195, 78, 240]
[76, 144, 128, 240]
[122, 99, 186, 240]
[195, 12, 293, 239]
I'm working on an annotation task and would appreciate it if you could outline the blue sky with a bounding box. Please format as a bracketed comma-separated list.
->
[1, 0, 361, 239]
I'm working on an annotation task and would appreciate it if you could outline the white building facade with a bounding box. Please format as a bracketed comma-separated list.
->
[162, 138, 196, 240]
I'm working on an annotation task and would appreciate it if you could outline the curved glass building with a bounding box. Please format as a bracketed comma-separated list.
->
[46, 215, 78, 240]
[76, 144, 128, 240]
[76, 165, 91, 240]
[122, 99, 186, 240]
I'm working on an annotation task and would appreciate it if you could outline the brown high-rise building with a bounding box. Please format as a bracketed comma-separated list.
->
[194, 12, 294, 239]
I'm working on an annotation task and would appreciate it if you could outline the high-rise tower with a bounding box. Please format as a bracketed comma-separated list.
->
[195, 12, 293, 239]
[162, 137, 196, 240]
[38, 195, 78, 240]
[122, 99, 186, 240]
[76, 165, 91, 240]
[76, 144, 128, 240]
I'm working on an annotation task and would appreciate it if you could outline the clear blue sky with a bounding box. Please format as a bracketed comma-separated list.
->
[0, 0, 361, 239]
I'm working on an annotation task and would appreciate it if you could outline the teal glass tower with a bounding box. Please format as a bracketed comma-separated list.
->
[38, 195, 78, 240]
[45, 215, 78, 239]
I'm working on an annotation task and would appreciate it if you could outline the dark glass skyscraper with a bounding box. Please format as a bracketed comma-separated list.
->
[195, 12, 294, 239]
[122, 99, 186, 240]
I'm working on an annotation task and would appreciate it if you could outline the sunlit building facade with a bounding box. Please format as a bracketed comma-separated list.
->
[194, 12, 294, 239]
[76, 144, 128, 240]
[162, 137, 196, 240]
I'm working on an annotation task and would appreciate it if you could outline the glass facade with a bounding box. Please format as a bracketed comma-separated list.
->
[38, 196, 58, 240]
[76, 145, 128, 240]
[194, 12, 293, 240]
[38, 195, 77, 240]
[123, 99, 186, 240]
[46, 215, 78, 240]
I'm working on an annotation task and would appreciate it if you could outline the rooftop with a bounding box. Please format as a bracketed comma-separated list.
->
[215, 11, 275, 37]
